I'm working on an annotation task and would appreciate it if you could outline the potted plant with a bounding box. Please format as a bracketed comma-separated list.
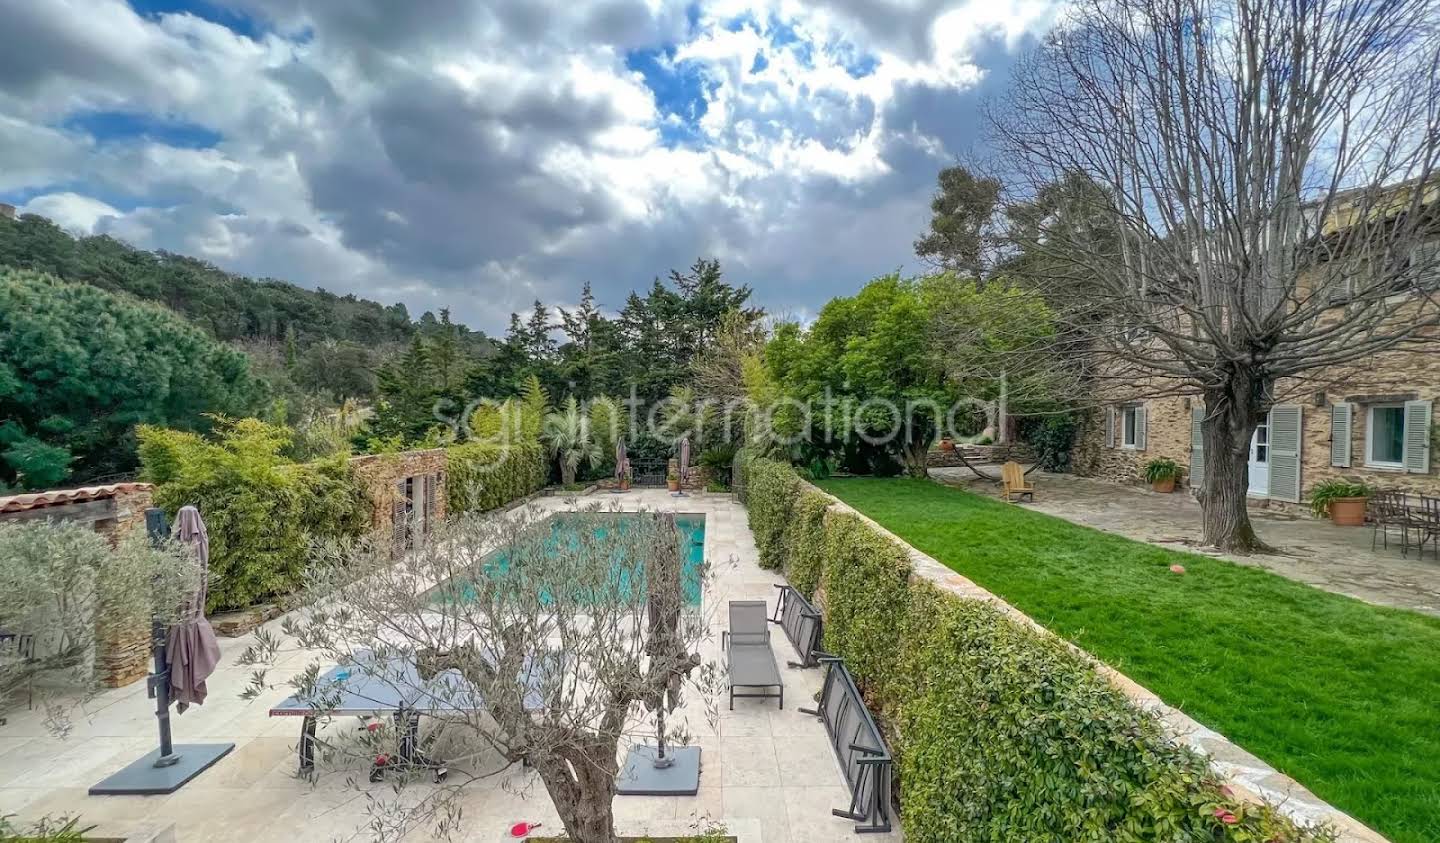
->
[1309, 479, 1371, 526]
[1143, 457, 1181, 493]
[939, 435, 956, 451]
[618, 464, 631, 492]
[666, 468, 680, 493]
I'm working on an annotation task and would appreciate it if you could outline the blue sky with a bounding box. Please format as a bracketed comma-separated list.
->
[0, 0, 1059, 332]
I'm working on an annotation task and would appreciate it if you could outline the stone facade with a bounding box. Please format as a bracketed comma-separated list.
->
[349, 448, 448, 549]
[1074, 397, 1194, 487]
[1075, 339, 1440, 510]
[94, 486, 158, 687]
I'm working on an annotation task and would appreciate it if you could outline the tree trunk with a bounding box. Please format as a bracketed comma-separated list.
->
[900, 435, 930, 478]
[561, 460, 576, 486]
[533, 745, 619, 843]
[1198, 373, 1272, 553]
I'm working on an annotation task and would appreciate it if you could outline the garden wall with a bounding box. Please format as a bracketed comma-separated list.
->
[925, 442, 1034, 469]
[0, 483, 158, 687]
[741, 456, 1383, 843]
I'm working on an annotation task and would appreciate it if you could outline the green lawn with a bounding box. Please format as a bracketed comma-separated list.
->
[817, 477, 1440, 843]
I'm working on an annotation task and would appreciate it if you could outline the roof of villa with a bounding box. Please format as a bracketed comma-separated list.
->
[0, 482, 153, 515]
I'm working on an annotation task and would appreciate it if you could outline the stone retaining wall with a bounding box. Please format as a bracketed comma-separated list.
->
[799, 477, 1388, 843]
[927, 442, 1034, 468]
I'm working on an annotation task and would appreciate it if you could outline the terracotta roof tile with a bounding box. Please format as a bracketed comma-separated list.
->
[0, 483, 154, 515]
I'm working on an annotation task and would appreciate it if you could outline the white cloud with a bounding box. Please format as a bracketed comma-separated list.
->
[21, 192, 121, 234]
[0, 0, 1060, 331]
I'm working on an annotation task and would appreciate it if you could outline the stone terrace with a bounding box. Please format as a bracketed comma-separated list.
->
[0, 489, 900, 843]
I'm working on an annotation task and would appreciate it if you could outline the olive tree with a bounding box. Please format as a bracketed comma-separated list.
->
[989, 0, 1440, 550]
[240, 501, 720, 843]
[0, 520, 200, 734]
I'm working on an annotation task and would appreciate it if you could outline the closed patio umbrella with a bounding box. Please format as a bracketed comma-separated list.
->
[616, 438, 628, 486]
[678, 437, 691, 493]
[167, 506, 221, 712]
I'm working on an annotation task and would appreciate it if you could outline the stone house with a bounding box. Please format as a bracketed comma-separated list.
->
[1074, 234, 1440, 510]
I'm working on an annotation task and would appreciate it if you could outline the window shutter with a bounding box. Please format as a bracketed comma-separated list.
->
[1105, 407, 1116, 449]
[1135, 406, 1147, 451]
[1403, 400, 1432, 474]
[1189, 405, 1205, 492]
[1269, 405, 1303, 503]
[392, 481, 409, 555]
[1329, 403, 1351, 467]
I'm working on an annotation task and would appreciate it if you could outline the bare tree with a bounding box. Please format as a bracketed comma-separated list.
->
[241, 502, 720, 843]
[989, 0, 1440, 550]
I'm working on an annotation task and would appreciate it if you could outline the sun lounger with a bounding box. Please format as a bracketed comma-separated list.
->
[723, 600, 783, 709]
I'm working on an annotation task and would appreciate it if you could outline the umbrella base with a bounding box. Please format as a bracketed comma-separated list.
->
[615, 745, 701, 795]
[89, 743, 235, 795]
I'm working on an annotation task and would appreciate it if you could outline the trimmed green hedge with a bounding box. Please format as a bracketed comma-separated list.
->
[138, 420, 370, 613]
[445, 441, 548, 514]
[740, 456, 1327, 843]
[785, 490, 830, 598]
[819, 509, 912, 715]
[745, 457, 803, 569]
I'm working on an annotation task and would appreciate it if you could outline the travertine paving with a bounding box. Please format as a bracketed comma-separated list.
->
[0, 489, 899, 843]
[934, 466, 1440, 616]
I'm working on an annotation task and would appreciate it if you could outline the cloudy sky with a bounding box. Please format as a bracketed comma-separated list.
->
[0, 0, 1060, 333]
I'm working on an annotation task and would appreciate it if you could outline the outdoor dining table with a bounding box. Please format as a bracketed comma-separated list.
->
[1372, 490, 1440, 560]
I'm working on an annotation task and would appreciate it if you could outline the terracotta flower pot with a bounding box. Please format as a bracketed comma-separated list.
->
[939, 437, 956, 452]
[618, 478, 631, 492]
[1151, 477, 1176, 494]
[1327, 496, 1368, 526]
[667, 479, 680, 492]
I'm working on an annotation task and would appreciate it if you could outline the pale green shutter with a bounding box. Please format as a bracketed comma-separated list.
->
[1403, 400, 1432, 474]
[1135, 406, 1147, 451]
[1104, 407, 1116, 448]
[1189, 405, 1205, 491]
[1330, 403, 1351, 467]
[1269, 405, 1302, 503]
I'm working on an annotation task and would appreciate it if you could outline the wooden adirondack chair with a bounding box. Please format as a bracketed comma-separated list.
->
[1000, 461, 1034, 503]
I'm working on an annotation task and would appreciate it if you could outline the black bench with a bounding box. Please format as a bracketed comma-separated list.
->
[771, 584, 823, 668]
[801, 656, 894, 834]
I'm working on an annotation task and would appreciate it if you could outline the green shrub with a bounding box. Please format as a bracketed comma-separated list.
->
[738, 475, 1326, 843]
[784, 490, 830, 598]
[698, 443, 738, 489]
[1143, 457, 1181, 483]
[745, 456, 803, 569]
[1307, 478, 1371, 518]
[819, 509, 912, 713]
[138, 419, 370, 612]
[445, 441, 547, 514]
[897, 582, 1325, 842]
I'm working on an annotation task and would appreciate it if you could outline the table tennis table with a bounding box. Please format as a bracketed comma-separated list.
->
[268, 649, 545, 783]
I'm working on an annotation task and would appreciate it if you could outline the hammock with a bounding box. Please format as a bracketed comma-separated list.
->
[944, 445, 1046, 483]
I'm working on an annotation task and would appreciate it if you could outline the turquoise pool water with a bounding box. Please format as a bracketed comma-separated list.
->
[425, 513, 705, 607]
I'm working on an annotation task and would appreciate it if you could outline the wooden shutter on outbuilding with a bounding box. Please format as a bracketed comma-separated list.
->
[1403, 400, 1432, 474]
[1105, 407, 1116, 448]
[392, 479, 410, 554]
[1268, 405, 1303, 503]
[1329, 403, 1352, 467]
[1135, 405, 1147, 451]
[1189, 405, 1205, 492]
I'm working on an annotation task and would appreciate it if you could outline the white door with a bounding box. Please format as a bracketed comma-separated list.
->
[1248, 413, 1270, 496]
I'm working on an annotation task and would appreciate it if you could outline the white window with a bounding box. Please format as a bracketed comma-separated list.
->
[1121, 406, 1139, 448]
[1366, 404, 1407, 468]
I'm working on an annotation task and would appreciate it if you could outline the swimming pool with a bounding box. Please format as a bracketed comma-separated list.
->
[423, 512, 706, 607]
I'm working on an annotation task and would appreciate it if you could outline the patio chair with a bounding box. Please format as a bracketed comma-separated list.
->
[1001, 461, 1034, 503]
[1416, 496, 1440, 561]
[1371, 490, 1426, 556]
[723, 600, 783, 709]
